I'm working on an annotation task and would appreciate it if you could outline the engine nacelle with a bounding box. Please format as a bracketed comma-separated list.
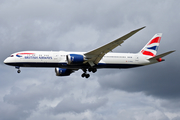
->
[55, 68, 73, 76]
[66, 54, 84, 65]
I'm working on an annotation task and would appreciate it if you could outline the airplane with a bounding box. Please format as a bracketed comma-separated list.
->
[4, 26, 175, 78]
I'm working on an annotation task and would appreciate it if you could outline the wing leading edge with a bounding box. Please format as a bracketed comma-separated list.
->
[84, 26, 146, 66]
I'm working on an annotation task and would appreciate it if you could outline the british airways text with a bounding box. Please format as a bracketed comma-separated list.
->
[24, 56, 52, 59]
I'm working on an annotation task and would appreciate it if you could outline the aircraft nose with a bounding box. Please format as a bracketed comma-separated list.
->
[4, 57, 11, 65]
[4, 58, 8, 64]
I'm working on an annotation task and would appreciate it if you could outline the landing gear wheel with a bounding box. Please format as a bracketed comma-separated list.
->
[15, 66, 21, 74]
[88, 68, 97, 73]
[92, 68, 97, 73]
[85, 74, 90, 78]
[81, 73, 90, 78]
[88, 68, 92, 72]
[17, 69, 21, 73]
[81, 69, 91, 78]
[81, 73, 86, 77]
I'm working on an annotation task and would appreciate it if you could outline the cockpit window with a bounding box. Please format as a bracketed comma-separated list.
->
[10, 55, 14, 57]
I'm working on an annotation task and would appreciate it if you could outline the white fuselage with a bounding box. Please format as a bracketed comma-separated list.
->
[4, 51, 156, 69]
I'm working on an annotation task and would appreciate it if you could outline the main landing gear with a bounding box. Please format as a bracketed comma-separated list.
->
[81, 72, 90, 78]
[81, 68, 97, 78]
[15, 66, 21, 73]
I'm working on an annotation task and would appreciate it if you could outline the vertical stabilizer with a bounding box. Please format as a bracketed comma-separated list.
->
[139, 33, 162, 57]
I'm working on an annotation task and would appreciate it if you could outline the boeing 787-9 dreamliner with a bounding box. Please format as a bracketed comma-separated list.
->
[4, 27, 175, 78]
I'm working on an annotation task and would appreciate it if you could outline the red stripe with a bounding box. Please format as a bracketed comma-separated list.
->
[148, 37, 161, 45]
[17, 53, 34, 55]
[141, 50, 155, 56]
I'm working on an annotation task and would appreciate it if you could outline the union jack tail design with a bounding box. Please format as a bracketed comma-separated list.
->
[139, 33, 162, 57]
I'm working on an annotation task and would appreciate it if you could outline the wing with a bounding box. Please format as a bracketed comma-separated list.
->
[84, 26, 146, 66]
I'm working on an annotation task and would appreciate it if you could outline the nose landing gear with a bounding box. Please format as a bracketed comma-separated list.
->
[17, 69, 21, 73]
[15, 66, 21, 73]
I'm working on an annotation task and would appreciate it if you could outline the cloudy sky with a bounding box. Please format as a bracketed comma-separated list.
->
[0, 0, 180, 120]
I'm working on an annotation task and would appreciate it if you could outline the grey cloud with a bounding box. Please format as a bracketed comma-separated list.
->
[172, 116, 180, 120]
[0, 102, 29, 120]
[160, 99, 180, 113]
[1, 68, 106, 119]
[117, 109, 169, 120]
[98, 58, 180, 99]
[50, 97, 108, 114]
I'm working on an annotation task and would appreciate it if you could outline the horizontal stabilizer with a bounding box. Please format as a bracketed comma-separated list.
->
[148, 50, 175, 60]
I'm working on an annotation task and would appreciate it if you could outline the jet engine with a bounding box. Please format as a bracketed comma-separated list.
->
[55, 68, 73, 76]
[66, 54, 84, 65]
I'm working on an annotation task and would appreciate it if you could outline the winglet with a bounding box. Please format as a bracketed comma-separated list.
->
[123, 26, 146, 40]
[134, 26, 146, 33]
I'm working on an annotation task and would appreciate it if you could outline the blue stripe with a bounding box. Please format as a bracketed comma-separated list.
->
[147, 46, 158, 51]
[16, 55, 22, 57]
[5, 62, 143, 69]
